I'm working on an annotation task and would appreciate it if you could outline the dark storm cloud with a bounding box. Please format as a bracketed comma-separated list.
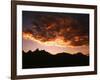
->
[23, 11, 89, 46]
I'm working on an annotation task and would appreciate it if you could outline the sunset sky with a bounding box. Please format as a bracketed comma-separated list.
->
[22, 11, 89, 55]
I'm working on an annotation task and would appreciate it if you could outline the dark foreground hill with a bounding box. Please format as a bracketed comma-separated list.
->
[22, 49, 89, 69]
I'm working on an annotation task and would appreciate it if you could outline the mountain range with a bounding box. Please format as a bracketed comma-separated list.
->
[22, 49, 89, 69]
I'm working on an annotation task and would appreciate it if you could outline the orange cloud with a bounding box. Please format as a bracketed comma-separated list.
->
[23, 32, 74, 48]
[23, 13, 89, 47]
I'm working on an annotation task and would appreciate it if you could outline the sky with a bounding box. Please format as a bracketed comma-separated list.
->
[22, 11, 89, 55]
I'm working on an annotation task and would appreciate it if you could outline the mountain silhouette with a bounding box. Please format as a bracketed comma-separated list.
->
[22, 49, 89, 69]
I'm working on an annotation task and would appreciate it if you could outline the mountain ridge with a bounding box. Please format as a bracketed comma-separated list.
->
[22, 48, 89, 69]
[23, 48, 88, 56]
